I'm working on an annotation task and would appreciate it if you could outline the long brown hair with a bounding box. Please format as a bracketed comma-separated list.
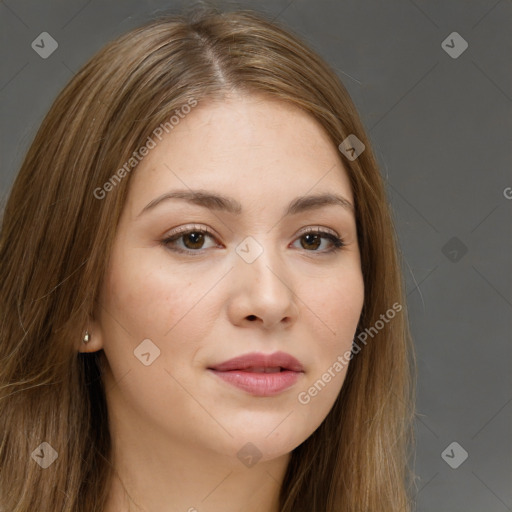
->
[0, 4, 416, 511]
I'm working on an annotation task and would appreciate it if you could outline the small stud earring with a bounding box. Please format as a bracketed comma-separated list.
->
[83, 330, 90, 344]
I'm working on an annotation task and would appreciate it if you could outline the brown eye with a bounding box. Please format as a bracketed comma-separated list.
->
[162, 226, 219, 254]
[182, 231, 206, 250]
[162, 226, 345, 256]
[292, 229, 345, 253]
[300, 233, 322, 250]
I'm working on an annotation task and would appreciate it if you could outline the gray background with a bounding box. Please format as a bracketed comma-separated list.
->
[1, 0, 511, 510]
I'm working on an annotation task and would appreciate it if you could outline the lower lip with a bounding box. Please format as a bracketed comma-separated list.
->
[208, 369, 302, 397]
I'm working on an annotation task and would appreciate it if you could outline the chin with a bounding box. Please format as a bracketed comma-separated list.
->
[214, 424, 308, 464]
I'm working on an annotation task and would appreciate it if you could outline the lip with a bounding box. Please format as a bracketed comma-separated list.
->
[208, 351, 304, 397]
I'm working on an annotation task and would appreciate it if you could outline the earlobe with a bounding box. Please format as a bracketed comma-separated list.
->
[77, 320, 105, 353]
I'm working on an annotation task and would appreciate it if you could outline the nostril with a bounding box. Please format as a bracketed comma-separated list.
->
[247, 315, 257, 321]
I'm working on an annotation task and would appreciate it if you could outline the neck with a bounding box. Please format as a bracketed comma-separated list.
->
[103, 440, 288, 512]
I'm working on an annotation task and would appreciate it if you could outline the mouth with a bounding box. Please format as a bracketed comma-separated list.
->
[230, 366, 285, 373]
[208, 351, 304, 373]
[207, 351, 304, 397]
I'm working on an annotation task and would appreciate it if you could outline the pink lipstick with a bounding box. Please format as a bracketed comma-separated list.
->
[208, 351, 304, 397]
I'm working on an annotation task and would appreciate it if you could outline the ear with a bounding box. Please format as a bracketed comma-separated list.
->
[77, 316, 106, 354]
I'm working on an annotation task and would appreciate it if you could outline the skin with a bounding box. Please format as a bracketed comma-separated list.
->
[80, 93, 365, 512]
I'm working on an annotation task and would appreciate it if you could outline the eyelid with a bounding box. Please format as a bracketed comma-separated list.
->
[164, 224, 341, 240]
[164, 223, 218, 239]
[294, 225, 340, 239]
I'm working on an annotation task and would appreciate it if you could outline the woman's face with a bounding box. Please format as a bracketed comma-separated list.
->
[91, 94, 364, 464]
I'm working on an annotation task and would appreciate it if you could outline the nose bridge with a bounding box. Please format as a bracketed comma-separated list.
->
[235, 234, 289, 291]
[231, 233, 298, 324]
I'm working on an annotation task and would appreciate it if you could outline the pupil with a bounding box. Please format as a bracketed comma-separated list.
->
[302, 233, 320, 250]
[185, 232, 204, 249]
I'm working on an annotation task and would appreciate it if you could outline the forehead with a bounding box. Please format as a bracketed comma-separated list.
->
[126, 94, 354, 214]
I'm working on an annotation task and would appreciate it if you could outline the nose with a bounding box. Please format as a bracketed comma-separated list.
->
[226, 246, 299, 330]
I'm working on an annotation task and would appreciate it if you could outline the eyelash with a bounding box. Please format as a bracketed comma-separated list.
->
[160, 224, 345, 256]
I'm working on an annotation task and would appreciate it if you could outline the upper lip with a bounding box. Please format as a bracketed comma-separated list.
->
[208, 351, 304, 372]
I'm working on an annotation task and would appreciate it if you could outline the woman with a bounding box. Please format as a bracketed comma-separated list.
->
[0, 5, 416, 511]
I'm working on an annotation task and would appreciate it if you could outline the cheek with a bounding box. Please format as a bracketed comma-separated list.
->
[299, 270, 363, 398]
[102, 249, 222, 373]
[104, 250, 196, 336]
[307, 270, 364, 340]
[99, 252, 214, 409]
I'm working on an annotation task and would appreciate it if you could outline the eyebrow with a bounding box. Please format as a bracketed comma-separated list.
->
[137, 189, 354, 218]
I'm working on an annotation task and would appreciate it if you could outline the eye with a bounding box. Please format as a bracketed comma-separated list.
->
[161, 225, 220, 254]
[161, 225, 345, 255]
[291, 227, 345, 253]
